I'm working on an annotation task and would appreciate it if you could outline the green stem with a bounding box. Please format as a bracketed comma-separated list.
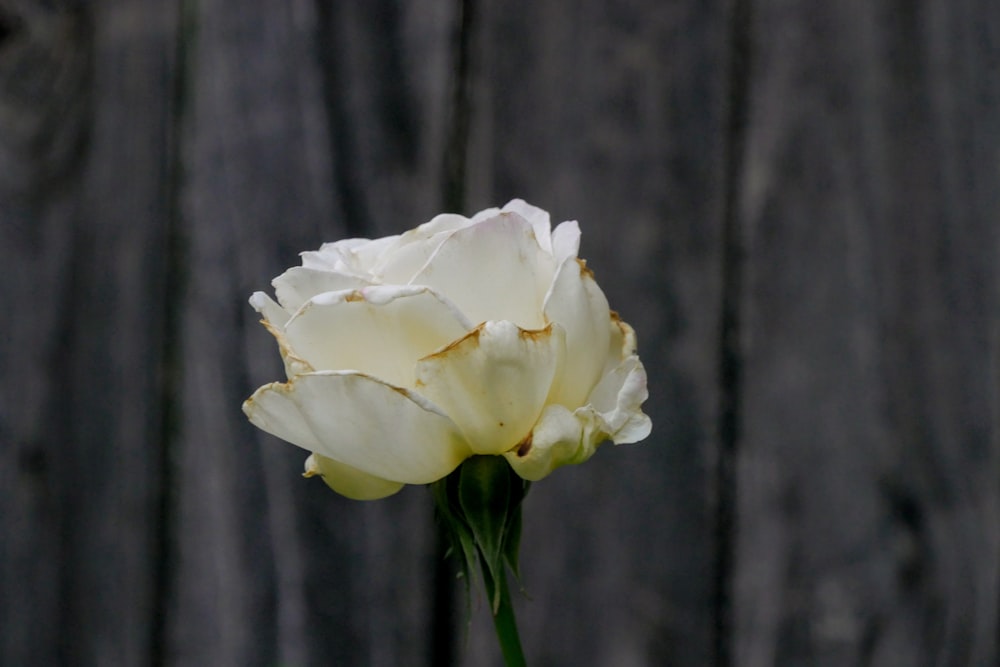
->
[491, 567, 526, 667]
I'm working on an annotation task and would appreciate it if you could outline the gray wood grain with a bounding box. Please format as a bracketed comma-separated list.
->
[0, 1, 178, 664]
[734, 1, 1000, 665]
[166, 0, 457, 665]
[1, 1, 997, 665]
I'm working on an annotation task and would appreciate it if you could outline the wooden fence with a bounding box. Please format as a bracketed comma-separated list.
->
[1, 1, 997, 665]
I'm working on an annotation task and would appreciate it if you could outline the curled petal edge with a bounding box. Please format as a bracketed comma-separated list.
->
[503, 355, 651, 481]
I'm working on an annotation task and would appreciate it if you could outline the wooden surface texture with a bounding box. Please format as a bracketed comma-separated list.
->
[1, 1, 997, 665]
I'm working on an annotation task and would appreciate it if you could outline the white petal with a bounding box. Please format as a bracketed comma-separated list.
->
[272, 266, 370, 312]
[503, 353, 650, 481]
[468, 206, 502, 223]
[260, 320, 315, 379]
[502, 404, 600, 481]
[243, 371, 471, 484]
[304, 453, 404, 500]
[347, 234, 401, 271]
[250, 291, 291, 328]
[589, 355, 652, 444]
[301, 236, 399, 276]
[301, 238, 368, 271]
[364, 213, 477, 284]
[373, 229, 454, 285]
[414, 212, 475, 236]
[501, 199, 552, 254]
[408, 212, 553, 328]
[543, 257, 613, 408]
[415, 321, 564, 455]
[284, 285, 471, 387]
[551, 220, 581, 263]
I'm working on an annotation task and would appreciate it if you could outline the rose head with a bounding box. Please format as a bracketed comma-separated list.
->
[243, 200, 651, 499]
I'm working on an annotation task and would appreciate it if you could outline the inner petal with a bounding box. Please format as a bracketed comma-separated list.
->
[407, 212, 554, 329]
[284, 285, 471, 387]
[543, 257, 613, 408]
[415, 320, 564, 455]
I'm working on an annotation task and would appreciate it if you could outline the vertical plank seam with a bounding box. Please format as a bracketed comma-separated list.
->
[150, 1, 196, 664]
[313, 3, 367, 237]
[440, 0, 475, 214]
[431, 2, 477, 665]
[715, 0, 753, 665]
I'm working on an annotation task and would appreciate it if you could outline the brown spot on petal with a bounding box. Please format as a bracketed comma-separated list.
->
[576, 257, 595, 280]
[516, 432, 533, 457]
[344, 290, 366, 302]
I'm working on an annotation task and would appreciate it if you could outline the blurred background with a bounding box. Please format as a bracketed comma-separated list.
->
[1, 1, 997, 665]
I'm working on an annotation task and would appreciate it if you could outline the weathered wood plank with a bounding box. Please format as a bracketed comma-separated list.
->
[460, 1, 729, 664]
[3, 1, 997, 665]
[0, 2, 178, 664]
[168, 1, 457, 665]
[734, 1, 1000, 665]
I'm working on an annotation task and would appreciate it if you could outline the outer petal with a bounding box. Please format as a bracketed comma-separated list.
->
[301, 238, 372, 272]
[415, 321, 564, 455]
[373, 228, 454, 285]
[543, 257, 613, 408]
[408, 212, 553, 329]
[501, 199, 553, 254]
[250, 291, 291, 328]
[551, 220, 581, 263]
[502, 404, 600, 481]
[283, 285, 471, 387]
[504, 354, 650, 481]
[588, 355, 652, 444]
[272, 266, 370, 312]
[304, 453, 404, 500]
[243, 371, 471, 484]
[260, 320, 314, 379]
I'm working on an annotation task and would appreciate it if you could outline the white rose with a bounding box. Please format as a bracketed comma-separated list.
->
[243, 200, 651, 500]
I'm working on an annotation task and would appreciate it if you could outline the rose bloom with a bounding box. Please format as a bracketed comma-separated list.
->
[243, 200, 651, 499]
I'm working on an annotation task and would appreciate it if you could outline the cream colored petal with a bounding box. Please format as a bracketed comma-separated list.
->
[366, 214, 478, 284]
[551, 220, 581, 263]
[588, 355, 651, 444]
[414, 212, 475, 236]
[502, 404, 600, 481]
[504, 353, 650, 480]
[346, 234, 402, 271]
[272, 266, 370, 312]
[543, 257, 613, 408]
[283, 285, 471, 387]
[304, 453, 404, 500]
[250, 291, 291, 328]
[468, 206, 502, 223]
[408, 212, 553, 329]
[501, 199, 552, 254]
[372, 229, 454, 285]
[243, 371, 471, 484]
[301, 238, 370, 271]
[260, 319, 315, 379]
[415, 321, 564, 455]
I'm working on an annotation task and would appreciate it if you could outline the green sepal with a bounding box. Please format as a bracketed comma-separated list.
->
[502, 481, 527, 583]
[430, 476, 479, 615]
[432, 456, 530, 616]
[457, 456, 512, 611]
